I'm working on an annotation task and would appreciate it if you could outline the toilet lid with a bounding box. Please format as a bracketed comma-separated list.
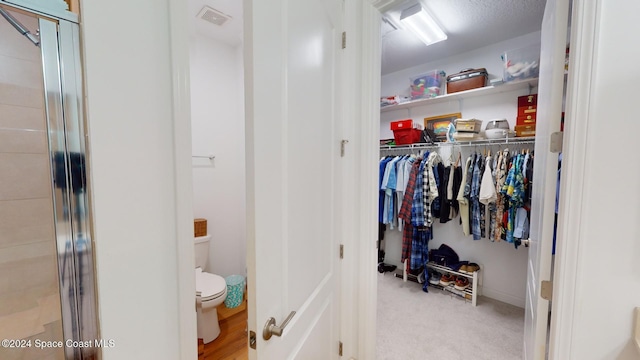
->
[195, 271, 227, 300]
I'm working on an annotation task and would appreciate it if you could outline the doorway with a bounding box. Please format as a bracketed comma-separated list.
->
[374, 0, 568, 358]
[187, 1, 248, 358]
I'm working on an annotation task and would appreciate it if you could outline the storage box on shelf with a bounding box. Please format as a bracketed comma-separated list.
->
[517, 94, 537, 125]
[426, 262, 481, 306]
[391, 119, 423, 145]
[515, 124, 536, 137]
[503, 44, 540, 82]
[517, 114, 536, 125]
[446, 68, 488, 94]
[410, 70, 446, 100]
[455, 119, 483, 133]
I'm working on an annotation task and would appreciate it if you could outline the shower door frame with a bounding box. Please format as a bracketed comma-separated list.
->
[0, 1, 99, 359]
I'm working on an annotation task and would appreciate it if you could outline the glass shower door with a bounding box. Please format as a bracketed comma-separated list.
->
[0, 6, 65, 360]
[0, 3, 97, 359]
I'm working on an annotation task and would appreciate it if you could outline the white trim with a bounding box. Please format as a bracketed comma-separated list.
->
[481, 289, 525, 309]
[548, 0, 600, 358]
[168, 0, 198, 358]
[1, 0, 78, 23]
[355, 2, 381, 359]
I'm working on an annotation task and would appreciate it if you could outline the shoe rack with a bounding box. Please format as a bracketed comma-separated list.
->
[426, 262, 481, 307]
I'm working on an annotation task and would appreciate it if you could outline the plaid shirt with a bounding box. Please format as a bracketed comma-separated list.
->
[398, 159, 421, 223]
[399, 159, 422, 263]
[410, 226, 430, 271]
[425, 152, 440, 226]
[471, 154, 483, 240]
[411, 153, 429, 227]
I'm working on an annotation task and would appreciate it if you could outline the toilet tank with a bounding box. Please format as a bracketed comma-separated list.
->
[194, 235, 211, 270]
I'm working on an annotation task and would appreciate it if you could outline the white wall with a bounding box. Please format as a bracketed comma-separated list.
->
[380, 32, 543, 308]
[81, 1, 194, 358]
[553, 0, 640, 358]
[190, 35, 246, 278]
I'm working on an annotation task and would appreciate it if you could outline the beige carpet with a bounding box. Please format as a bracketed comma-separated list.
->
[376, 272, 525, 360]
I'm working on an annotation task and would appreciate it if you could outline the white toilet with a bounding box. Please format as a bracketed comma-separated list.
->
[194, 235, 228, 343]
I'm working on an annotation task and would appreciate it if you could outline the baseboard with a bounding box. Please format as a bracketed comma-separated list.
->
[481, 288, 525, 308]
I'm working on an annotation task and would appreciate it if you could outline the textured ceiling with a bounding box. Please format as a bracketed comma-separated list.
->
[381, 0, 546, 74]
[188, 0, 546, 75]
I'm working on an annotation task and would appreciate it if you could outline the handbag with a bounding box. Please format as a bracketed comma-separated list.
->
[429, 244, 459, 267]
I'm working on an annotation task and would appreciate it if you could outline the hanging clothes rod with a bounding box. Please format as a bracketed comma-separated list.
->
[380, 136, 536, 152]
[192, 155, 215, 160]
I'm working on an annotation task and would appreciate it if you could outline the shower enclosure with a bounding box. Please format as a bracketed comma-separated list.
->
[0, 1, 98, 359]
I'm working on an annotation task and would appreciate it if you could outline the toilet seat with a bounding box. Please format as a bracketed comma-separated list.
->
[195, 269, 227, 301]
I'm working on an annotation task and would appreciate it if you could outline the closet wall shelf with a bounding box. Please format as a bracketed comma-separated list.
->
[381, 78, 539, 113]
[380, 136, 536, 152]
[426, 262, 481, 307]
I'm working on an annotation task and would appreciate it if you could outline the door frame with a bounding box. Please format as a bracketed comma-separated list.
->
[169, 0, 594, 358]
[353, 0, 591, 359]
[547, 0, 597, 358]
[167, 0, 198, 358]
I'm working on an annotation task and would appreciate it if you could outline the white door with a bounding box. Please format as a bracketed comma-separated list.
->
[523, 0, 570, 358]
[244, 0, 343, 358]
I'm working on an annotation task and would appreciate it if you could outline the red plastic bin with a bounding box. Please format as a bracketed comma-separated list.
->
[390, 119, 414, 131]
[393, 128, 422, 145]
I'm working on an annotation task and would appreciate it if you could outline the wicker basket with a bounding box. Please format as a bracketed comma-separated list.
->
[194, 218, 207, 237]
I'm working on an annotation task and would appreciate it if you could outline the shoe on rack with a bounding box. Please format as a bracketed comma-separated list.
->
[454, 276, 470, 290]
[459, 265, 469, 273]
[466, 263, 480, 273]
[417, 271, 425, 284]
[439, 273, 455, 286]
[429, 272, 442, 285]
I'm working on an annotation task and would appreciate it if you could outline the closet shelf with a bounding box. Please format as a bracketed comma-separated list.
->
[427, 262, 476, 280]
[380, 136, 536, 152]
[426, 262, 481, 306]
[381, 78, 539, 113]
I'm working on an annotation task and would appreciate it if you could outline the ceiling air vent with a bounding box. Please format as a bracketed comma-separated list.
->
[197, 6, 231, 26]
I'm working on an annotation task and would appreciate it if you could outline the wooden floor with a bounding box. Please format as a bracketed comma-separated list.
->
[198, 299, 248, 360]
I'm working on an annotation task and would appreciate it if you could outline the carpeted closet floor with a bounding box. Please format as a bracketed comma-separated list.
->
[376, 272, 525, 360]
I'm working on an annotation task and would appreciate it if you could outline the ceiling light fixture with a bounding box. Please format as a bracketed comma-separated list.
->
[400, 4, 447, 46]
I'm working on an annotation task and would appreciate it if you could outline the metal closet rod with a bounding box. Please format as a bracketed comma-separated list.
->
[0, 7, 40, 47]
[380, 136, 536, 152]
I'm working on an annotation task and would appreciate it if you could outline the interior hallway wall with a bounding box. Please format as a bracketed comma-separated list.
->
[81, 0, 195, 358]
[190, 34, 246, 278]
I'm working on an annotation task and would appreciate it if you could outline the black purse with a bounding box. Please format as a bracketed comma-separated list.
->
[429, 244, 459, 267]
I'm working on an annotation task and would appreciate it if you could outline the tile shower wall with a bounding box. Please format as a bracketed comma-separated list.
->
[0, 9, 64, 360]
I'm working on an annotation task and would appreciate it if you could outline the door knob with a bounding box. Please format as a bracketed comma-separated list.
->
[263, 311, 296, 340]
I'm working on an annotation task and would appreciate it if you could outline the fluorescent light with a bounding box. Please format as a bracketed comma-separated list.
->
[400, 4, 447, 46]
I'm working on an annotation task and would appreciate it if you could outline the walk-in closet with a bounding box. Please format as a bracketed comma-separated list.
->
[375, 0, 567, 358]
